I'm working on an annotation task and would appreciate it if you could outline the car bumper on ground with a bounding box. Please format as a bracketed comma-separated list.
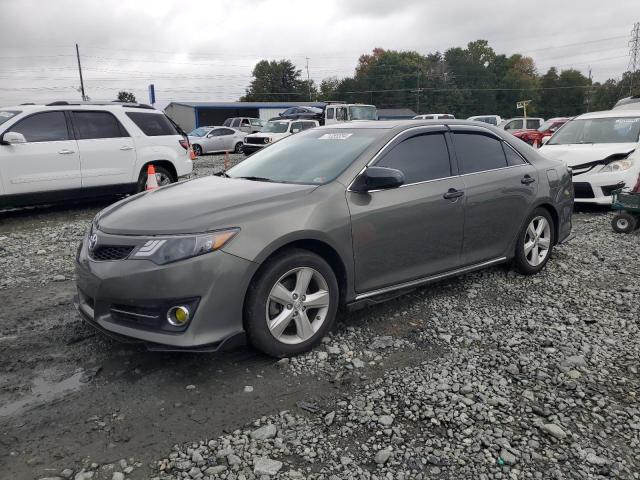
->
[74, 235, 258, 351]
[572, 168, 639, 205]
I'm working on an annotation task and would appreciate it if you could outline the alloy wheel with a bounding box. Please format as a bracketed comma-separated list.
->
[265, 267, 330, 344]
[156, 172, 173, 186]
[524, 216, 551, 267]
[616, 217, 630, 230]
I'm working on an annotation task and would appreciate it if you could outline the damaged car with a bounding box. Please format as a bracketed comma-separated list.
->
[539, 110, 640, 204]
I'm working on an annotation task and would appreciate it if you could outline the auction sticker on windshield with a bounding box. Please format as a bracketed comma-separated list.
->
[319, 133, 353, 140]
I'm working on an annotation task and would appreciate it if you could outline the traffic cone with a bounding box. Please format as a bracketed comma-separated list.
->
[532, 138, 539, 149]
[224, 151, 230, 170]
[146, 164, 159, 191]
[189, 147, 196, 160]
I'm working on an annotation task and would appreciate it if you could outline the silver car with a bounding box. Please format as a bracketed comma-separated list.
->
[76, 120, 574, 357]
[188, 126, 246, 155]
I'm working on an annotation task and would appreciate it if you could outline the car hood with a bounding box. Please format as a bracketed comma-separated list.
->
[539, 143, 637, 167]
[97, 176, 317, 235]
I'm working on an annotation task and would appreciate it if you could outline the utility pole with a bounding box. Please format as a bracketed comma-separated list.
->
[411, 70, 424, 115]
[586, 66, 592, 112]
[629, 22, 640, 95]
[305, 57, 312, 101]
[76, 43, 86, 101]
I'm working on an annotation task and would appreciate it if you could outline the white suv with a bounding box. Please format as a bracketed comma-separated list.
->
[0, 102, 193, 208]
[242, 119, 319, 155]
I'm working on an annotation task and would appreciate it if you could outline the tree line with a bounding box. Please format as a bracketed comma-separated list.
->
[241, 40, 640, 118]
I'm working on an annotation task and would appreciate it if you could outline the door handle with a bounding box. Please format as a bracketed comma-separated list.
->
[120, 146, 134, 151]
[58, 149, 75, 154]
[443, 188, 464, 200]
[521, 175, 536, 185]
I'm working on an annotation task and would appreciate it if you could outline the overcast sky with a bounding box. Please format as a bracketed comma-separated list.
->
[0, 0, 638, 108]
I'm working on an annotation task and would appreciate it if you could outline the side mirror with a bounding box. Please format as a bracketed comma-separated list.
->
[1, 131, 26, 145]
[541, 136, 550, 146]
[351, 166, 405, 193]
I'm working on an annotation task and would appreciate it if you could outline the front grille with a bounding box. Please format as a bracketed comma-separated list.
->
[245, 137, 267, 145]
[573, 182, 595, 199]
[90, 245, 134, 261]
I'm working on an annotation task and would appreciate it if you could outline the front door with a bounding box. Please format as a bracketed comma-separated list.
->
[449, 127, 538, 265]
[0, 111, 81, 195]
[347, 127, 465, 293]
[71, 111, 136, 188]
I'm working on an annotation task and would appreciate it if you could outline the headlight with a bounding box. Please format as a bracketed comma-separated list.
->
[600, 159, 633, 173]
[130, 228, 239, 265]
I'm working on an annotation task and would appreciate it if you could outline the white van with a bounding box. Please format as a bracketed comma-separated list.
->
[0, 102, 192, 208]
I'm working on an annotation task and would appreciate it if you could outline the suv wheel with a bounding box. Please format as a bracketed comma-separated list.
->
[136, 165, 176, 192]
[514, 208, 555, 275]
[244, 249, 339, 357]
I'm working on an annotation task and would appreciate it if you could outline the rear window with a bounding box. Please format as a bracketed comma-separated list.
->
[125, 112, 179, 136]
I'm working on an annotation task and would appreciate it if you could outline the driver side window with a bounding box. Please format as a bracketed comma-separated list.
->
[10, 111, 69, 143]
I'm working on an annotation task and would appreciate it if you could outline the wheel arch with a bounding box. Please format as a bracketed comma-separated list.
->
[532, 201, 560, 245]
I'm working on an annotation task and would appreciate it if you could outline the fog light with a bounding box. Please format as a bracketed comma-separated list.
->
[167, 306, 190, 326]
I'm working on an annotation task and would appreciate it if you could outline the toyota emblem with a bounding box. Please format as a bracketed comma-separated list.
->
[88, 233, 98, 251]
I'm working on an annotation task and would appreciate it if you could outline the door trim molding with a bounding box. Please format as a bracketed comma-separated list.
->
[354, 256, 508, 301]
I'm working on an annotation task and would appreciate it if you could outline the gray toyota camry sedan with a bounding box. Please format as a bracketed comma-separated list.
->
[75, 120, 573, 357]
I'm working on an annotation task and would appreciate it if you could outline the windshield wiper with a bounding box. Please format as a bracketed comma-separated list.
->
[236, 176, 274, 182]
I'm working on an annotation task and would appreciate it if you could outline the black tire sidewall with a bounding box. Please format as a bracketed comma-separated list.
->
[245, 249, 339, 357]
[234, 142, 243, 153]
[514, 208, 555, 275]
[611, 213, 637, 234]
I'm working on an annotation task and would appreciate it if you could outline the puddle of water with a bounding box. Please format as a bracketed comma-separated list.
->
[0, 369, 85, 417]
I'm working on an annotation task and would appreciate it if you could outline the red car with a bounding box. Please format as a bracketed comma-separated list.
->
[511, 117, 570, 147]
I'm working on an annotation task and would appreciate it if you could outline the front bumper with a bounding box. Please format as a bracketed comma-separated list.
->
[572, 168, 639, 205]
[242, 143, 266, 154]
[75, 234, 258, 350]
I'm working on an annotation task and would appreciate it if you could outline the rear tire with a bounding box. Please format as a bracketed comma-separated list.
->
[234, 142, 243, 154]
[244, 249, 339, 357]
[611, 212, 637, 234]
[514, 208, 555, 275]
[136, 165, 176, 193]
[192, 144, 203, 156]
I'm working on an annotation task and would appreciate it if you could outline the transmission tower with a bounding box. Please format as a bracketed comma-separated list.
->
[629, 22, 640, 94]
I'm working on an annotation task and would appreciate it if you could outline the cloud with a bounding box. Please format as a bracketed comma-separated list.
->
[0, 0, 636, 106]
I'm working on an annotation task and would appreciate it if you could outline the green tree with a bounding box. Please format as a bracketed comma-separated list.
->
[241, 60, 315, 102]
[117, 91, 136, 103]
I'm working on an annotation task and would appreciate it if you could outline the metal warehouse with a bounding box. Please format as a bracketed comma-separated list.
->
[164, 101, 326, 132]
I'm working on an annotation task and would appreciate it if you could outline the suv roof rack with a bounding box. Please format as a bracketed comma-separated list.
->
[44, 101, 155, 109]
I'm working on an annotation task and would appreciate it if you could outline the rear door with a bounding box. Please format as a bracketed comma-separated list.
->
[450, 126, 538, 265]
[347, 126, 465, 293]
[218, 128, 238, 151]
[0, 111, 81, 194]
[71, 110, 135, 188]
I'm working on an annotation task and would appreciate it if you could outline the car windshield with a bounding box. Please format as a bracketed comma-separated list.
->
[0, 110, 21, 126]
[547, 117, 640, 145]
[250, 119, 263, 126]
[262, 121, 289, 133]
[188, 127, 210, 137]
[537, 120, 556, 132]
[227, 129, 379, 184]
[349, 106, 377, 120]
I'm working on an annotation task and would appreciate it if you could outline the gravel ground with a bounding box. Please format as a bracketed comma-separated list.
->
[0, 164, 638, 480]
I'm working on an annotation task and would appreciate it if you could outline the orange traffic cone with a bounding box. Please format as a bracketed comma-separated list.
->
[146, 164, 159, 191]
[189, 146, 196, 160]
[532, 138, 539, 148]
[224, 150, 230, 170]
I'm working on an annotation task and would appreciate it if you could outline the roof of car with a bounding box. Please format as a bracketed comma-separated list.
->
[2, 102, 160, 112]
[319, 119, 508, 130]
[575, 109, 640, 119]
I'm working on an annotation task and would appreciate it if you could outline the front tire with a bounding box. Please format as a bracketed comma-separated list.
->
[611, 212, 637, 234]
[514, 208, 555, 275]
[244, 249, 339, 357]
